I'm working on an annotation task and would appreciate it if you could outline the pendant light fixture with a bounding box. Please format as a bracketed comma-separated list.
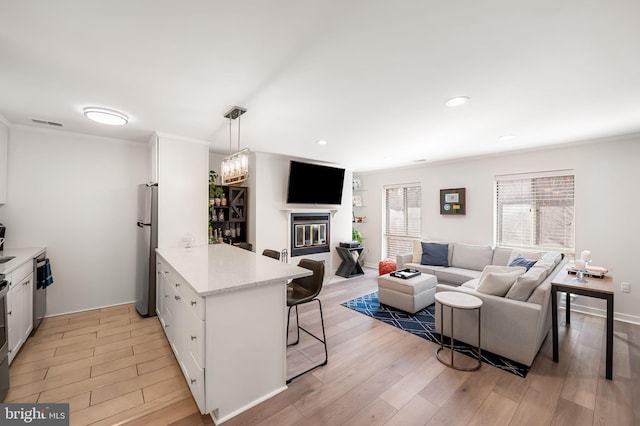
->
[221, 106, 249, 185]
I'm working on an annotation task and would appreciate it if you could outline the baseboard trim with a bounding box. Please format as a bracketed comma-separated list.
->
[44, 300, 137, 318]
[560, 301, 640, 325]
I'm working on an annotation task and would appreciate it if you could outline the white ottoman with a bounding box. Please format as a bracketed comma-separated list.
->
[378, 273, 438, 314]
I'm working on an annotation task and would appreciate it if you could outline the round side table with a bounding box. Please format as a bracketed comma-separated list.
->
[435, 291, 483, 371]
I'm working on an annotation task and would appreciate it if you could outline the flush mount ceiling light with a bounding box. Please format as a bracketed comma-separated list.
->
[499, 134, 516, 141]
[445, 96, 470, 107]
[316, 139, 328, 145]
[221, 106, 250, 185]
[83, 107, 128, 125]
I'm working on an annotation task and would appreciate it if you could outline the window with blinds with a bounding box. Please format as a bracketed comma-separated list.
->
[384, 184, 421, 259]
[495, 171, 575, 254]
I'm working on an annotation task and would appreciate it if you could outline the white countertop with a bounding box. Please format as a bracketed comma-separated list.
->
[0, 247, 47, 275]
[156, 244, 312, 297]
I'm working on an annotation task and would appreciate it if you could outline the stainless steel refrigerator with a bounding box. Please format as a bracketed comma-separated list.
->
[135, 183, 158, 317]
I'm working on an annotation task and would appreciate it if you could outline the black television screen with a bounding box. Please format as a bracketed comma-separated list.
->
[286, 161, 345, 205]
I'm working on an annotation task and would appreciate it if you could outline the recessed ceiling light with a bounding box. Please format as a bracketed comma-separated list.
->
[445, 96, 470, 107]
[316, 139, 327, 145]
[499, 134, 516, 141]
[83, 107, 128, 125]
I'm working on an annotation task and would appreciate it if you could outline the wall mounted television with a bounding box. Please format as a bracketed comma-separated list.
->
[286, 160, 345, 205]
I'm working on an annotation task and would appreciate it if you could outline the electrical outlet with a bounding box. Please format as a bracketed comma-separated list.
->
[621, 282, 631, 293]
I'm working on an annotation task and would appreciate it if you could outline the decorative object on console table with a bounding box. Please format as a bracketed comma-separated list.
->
[336, 246, 365, 278]
[440, 187, 466, 215]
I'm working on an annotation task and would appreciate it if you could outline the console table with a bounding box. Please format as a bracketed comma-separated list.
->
[550, 266, 614, 380]
[335, 246, 364, 278]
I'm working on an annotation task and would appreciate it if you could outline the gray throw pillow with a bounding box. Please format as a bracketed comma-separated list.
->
[421, 242, 449, 267]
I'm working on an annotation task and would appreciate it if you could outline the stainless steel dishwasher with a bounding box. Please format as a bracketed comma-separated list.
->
[32, 252, 47, 334]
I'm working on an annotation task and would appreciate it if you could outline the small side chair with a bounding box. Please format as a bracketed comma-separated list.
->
[286, 258, 327, 383]
[262, 249, 281, 260]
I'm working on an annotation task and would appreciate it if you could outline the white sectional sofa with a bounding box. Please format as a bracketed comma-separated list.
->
[397, 241, 567, 366]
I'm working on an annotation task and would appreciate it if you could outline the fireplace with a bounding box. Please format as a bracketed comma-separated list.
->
[290, 213, 330, 257]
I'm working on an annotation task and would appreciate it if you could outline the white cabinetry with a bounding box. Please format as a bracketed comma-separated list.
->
[155, 245, 305, 424]
[0, 120, 8, 204]
[156, 256, 205, 411]
[7, 260, 34, 364]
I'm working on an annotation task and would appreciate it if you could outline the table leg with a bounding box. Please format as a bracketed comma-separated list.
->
[450, 306, 454, 366]
[566, 291, 571, 325]
[606, 294, 614, 380]
[552, 286, 559, 363]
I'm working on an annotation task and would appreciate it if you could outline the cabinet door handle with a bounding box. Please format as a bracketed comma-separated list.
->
[190, 301, 197, 306]
[8, 349, 11, 353]
[175, 295, 181, 301]
[175, 283, 180, 287]
[164, 294, 169, 298]
[191, 335, 196, 340]
[165, 324, 169, 328]
[190, 378, 196, 384]
[7, 311, 11, 315]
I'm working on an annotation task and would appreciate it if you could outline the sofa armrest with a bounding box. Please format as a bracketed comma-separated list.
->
[396, 253, 413, 270]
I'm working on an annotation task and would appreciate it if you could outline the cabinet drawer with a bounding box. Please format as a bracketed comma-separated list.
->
[11, 261, 32, 286]
[184, 309, 204, 369]
[167, 271, 204, 320]
[183, 352, 205, 413]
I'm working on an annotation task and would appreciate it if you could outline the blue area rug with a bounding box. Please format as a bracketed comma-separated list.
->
[341, 292, 529, 378]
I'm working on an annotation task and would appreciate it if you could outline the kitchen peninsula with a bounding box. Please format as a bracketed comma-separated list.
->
[155, 244, 311, 424]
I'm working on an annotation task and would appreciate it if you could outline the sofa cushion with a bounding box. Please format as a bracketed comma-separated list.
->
[450, 243, 493, 271]
[491, 247, 513, 266]
[433, 267, 481, 286]
[421, 242, 449, 267]
[461, 277, 479, 289]
[476, 266, 526, 297]
[509, 254, 538, 271]
[532, 251, 563, 275]
[505, 266, 548, 301]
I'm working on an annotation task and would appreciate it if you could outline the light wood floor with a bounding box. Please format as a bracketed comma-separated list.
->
[6, 270, 639, 425]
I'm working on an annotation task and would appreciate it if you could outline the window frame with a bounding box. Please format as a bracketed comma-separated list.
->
[494, 170, 575, 255]
[383, 183, 422, 259]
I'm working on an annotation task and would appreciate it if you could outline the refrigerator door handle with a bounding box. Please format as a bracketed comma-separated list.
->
[137, 221, 151, 228]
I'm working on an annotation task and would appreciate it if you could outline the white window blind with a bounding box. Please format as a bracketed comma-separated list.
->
[385, 184, 421, 259]
[495, 171, 574, 254]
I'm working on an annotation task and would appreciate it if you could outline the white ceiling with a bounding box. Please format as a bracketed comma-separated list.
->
[1, 1, 639, 171]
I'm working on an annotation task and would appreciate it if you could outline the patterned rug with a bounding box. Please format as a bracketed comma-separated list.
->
[341, 292, 529, 378]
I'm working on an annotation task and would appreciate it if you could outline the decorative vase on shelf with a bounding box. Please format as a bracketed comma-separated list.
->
[221, 197, 227, 206]
[214, 197, 221, 206]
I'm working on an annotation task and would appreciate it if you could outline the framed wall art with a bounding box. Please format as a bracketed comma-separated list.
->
[440, 188, 466, 215]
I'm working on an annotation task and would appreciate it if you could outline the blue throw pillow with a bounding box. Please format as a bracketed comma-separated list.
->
[421, 242, 449, 267]
[509, 254, 537, 271]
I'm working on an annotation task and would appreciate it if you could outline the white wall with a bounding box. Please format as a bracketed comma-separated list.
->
[157, 134, 209, 248]
[0, 126, 148, 316]
[211, 152, 353, 278]
[358, 135, 640, 322]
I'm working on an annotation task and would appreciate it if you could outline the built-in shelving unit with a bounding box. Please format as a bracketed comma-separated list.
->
[352, 176, 366, 242]
[209, 186, 248, 245]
